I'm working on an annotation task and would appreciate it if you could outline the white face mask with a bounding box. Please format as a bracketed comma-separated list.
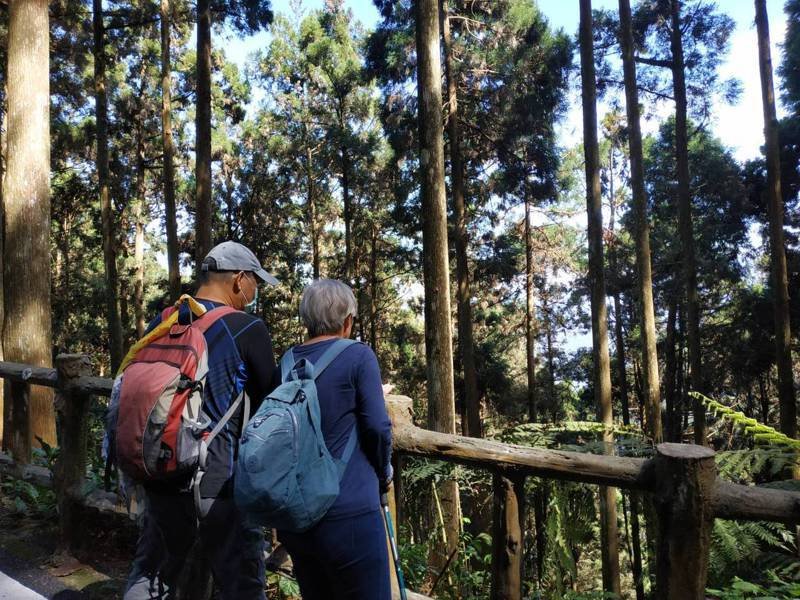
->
[240, 276, 258, 313]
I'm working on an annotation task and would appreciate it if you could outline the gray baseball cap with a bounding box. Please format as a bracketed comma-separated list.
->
[201, 241, 279, 285]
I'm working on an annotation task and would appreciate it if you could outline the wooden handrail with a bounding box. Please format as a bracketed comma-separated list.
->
[0, 362, 797, 524]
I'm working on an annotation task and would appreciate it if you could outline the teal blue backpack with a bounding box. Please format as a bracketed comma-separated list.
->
[234, 338, 359, 531]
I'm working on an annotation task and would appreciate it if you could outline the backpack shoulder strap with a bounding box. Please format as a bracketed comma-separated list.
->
[311, 338, 358, 380]
[191, 305, 239, 334]
[280, 348, 296, 384]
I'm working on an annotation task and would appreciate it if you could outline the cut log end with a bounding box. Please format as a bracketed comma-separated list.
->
[656, 442, 715, 460]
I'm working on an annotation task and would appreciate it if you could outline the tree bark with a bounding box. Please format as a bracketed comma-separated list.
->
[369, 218, 379, 352]
[306, 145, 321, 279]
[195, 0, 213, 270]
[415, 0, 461, 570]
[161, 0, 180, 302]
[525, 197, 537, 422]
[670, 0, 705, 445]
[654, 443, 715, 599]
[628, 492, 646, 600]
[341, 140, 352, 283]
[755, 0, 797, 439]
[3, 0, 55, 447]
[134, 120, 146, 339]
[490, 471, 524, 600]
[442, 0, 480, 438]
[664, 294, 678, 441]
[0, 88, 6, 448]
[608, 151, 631, 427]
[579, 1, 621, 594]
[94, 0, 124, 373]
[619, 0, 661, 442]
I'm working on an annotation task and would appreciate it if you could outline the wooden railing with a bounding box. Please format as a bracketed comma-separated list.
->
[1, 355, 799, 600]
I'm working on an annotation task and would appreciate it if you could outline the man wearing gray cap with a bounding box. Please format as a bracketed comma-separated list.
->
[124, 241, 278, 600]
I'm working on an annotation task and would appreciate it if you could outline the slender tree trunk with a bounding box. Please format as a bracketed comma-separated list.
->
[340, 121, 352, 282]
[542, 286, 556, 422]
[442, 0, 480, 438]
[134, 122, 146, 339]
[306, 145, 320, 279]
[161, 0, 180, 302]
[759, 375, 769, 424]
[677, 303, 687, 432]
[525, 197, 537, 422]
[613, 294, 630, 427]
[415, 0, 461, 569]
[3, 0, 55, 447]
[664, 293, 678, 441]
[608, 155, 631, 427]
[369, 218, 379, 351]
[0, 88, 6, 447]
[756, 0, 797, 438]
[670, 0, 705, 445]
[619, 0, 661, 442]
[94, 0, 123, 373]
[195, 0, 213, 269]
[579, 1, 621, 593]
[533, 485, 547, 587]
[628, 492, 646, 600]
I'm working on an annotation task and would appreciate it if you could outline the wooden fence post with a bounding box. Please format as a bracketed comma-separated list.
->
[53, 353, 93, 550]
[654, 442, 715, 600]
[491, 469, 525, 600]
[10, 379, 31, 464]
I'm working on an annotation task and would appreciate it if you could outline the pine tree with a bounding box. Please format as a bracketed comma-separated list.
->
[579, 0, 620, 593]
[3, 0, 55, 450]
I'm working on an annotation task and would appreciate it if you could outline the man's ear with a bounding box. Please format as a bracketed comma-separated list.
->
[231, 271, 244, 293]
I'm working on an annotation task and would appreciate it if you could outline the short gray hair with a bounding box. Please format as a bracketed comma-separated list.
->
[300, 279, 358, 338]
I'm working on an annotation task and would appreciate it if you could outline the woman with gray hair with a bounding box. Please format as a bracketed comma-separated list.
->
[277, 279, 393, 599]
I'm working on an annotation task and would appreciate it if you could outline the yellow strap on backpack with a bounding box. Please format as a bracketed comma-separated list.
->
[116, 294, 209, 376]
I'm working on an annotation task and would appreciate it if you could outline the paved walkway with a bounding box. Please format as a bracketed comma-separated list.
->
[0, 570, 47, 599]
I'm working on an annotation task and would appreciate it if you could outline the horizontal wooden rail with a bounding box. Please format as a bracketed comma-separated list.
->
[394, 424, 652, 490]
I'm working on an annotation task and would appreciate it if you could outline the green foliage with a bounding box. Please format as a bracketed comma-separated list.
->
[707, 571, 800, 600]
[0, 478, 57, 518]
[694, 392, 800, 452]
[266, 571, 300, 599]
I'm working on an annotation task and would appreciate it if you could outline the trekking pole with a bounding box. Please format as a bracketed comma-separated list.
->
[381, 492, 408, 600]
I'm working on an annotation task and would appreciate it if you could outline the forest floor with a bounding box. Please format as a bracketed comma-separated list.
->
[0, 474, 131, 599]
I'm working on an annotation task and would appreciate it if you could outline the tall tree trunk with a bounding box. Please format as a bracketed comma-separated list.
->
[340, 120, 352, 282]
[756, 0, 797, 438]
[369, 218, 379, 351]
[442, 0, 480, 438]
[759, 375, 769, 424]
[161, 0, 180, 302]
[0, 87, 6, 447]
[677, 303, 687, 432]
[613, 295, 630, 426]
[415, 0, 461, 569]
[664, 293, 679, 441]
[628, 492, 646, 600]
[306, 145, 320, 279]
[608, 146, 631, 427]
[542, 285, 556, 422]
[3, 0, 55, 447]
[525, 197, 537, 422]
[195, 0, 213, 269]
[94, 0, 123, 373]
[670, 0, 705, 445]
[134, 122, 146, 339]
[579, 1, 621, 594]
[619, 0, 661, 442]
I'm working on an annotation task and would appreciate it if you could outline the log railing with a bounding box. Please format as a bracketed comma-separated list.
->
[1, 356, 799, 600]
